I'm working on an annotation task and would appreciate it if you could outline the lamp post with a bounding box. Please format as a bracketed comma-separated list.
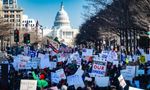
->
[137, 34, 140, 48]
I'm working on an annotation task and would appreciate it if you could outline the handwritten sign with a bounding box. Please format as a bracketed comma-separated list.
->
[92, 61, 107, 76]
[82, 49, 93, 56]
[67, 74, 85, 89]
[20, 80, 37, 90]
[118, 75, 126, 88]
[56, 69, 66, 80]
[129, 86, 144, 90]
[51, 72, 60, 83]
[95, 76, 109, 87]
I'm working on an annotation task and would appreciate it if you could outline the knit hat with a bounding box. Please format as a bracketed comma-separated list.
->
[40, 74, 45, 79]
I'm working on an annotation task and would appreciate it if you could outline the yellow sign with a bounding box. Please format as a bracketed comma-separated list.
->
[139, 55, 146, 64]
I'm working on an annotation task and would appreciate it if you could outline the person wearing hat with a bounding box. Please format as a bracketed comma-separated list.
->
[32, 71, 48, 90]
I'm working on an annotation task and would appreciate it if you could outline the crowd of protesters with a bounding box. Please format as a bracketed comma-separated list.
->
[0, 44, 150, 90]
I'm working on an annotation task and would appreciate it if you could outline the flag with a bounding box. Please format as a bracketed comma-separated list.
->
[60, 43, 67, 48]
[49, 43, 59, 53]
[54, 37, 60, 44]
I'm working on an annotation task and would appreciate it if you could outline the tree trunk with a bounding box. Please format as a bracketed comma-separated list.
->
[1, 36, 4, 51]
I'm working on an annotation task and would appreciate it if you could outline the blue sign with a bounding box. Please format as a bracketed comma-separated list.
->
[30, 50, 36, 57]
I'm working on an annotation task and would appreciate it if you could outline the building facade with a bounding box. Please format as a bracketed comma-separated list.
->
[22, 15, 36, 29]
[48, 2, 79, 46]
[0, 0, 3, 17]
[2, 0, 23, 29]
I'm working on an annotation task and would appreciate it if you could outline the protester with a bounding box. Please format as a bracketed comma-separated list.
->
[0, 43, 149, 90]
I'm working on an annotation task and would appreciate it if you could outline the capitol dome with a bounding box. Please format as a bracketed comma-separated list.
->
[54, 2, 70, 27]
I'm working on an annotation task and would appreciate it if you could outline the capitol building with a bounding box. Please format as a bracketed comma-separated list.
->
[47, 2, 79, 46]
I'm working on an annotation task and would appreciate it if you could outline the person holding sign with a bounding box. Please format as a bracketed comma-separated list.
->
[32, 71, 48, 90]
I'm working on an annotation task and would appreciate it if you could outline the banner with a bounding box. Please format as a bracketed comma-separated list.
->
[92, 61, 107, 76]
[20, 80, 37, 90]
[118, 75, 126, 88]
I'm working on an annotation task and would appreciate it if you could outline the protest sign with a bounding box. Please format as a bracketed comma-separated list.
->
[26, 62, 38, 69]
[40, 54, 51, 69]
[139, 55, 146, 64]
[92, 61, 107, 76]
[125, 66, 136, 81]
[95, 76, 109, 87]
[49, 61, 57, 70]
[84, 56, 92, 62]
[93, 55, 99, 61]
[85, 77, 92, 81]
[133, 55, 138, 62]
[76, 57, 81, 66]
[75, 68, 84, 76]
[136, 70, 144, 76]
[56, 69, 66, 80]
[18, 62, 27, 69]
[148, 69, 150, 75]
[20, 80, 37, 90]
[118, 75, 126, 88]
[67, 74, 85, 89]
[127, 55, 132, 62]
[106, 51, 117, 62]
[32, 58, 41, 65]
[51, 72, 60, 83]
[38, 53, 45, 59]
[82, 49, 93, 56]
[129, 86, 144, 90]
[101, 51, 109, 60]
[146, 54, 150, 61]
[134, 80, 140, 88]
[19, 56, 30, 62]
[113, 60, 119, 67]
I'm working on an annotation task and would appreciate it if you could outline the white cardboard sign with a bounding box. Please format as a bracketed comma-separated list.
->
[67, 74, 85, 88]
[20, 80, 37, 90]
[92, 61, 107, 76]
[129, 86, 144, 90]
[56, 69, 66, 80]
[95, 76, 109, 87]
[118, 75, 126, 88]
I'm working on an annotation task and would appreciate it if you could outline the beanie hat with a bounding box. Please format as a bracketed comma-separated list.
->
[40, 74, 45, 79]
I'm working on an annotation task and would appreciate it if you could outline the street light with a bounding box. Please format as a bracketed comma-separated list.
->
[137, 34, 140, 48]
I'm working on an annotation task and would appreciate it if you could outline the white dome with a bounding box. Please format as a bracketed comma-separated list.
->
[54, 2, 70, 27]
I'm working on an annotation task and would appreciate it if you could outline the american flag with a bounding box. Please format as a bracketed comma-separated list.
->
[49, 43, 59, 53]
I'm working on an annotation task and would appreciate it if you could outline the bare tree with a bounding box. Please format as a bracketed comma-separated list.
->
[0, 17, 13, 50]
